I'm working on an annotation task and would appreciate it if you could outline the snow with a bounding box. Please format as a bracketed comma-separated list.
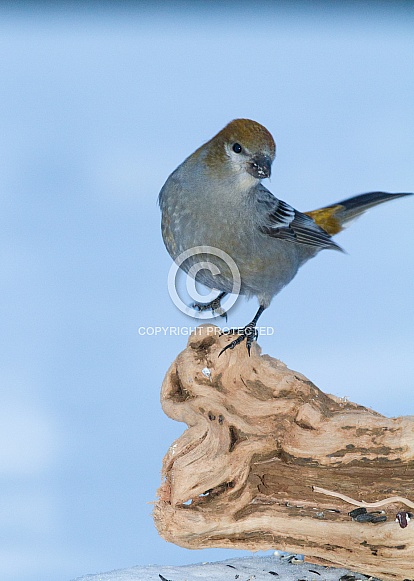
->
[71, 554, 377, 581]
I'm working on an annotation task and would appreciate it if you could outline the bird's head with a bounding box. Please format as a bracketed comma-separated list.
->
[201, 119, 276, 184]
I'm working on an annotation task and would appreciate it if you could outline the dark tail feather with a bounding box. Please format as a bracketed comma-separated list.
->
[306, 192, 412, 235]
[333, 191, 412, 225]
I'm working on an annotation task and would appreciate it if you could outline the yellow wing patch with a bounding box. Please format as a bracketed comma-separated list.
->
[305, 204, 345, 235]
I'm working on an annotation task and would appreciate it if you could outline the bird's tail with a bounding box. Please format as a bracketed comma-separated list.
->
[305, 192, 412, 236]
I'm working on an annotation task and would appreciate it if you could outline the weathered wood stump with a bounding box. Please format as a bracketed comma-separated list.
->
[154, 325, 414, 581]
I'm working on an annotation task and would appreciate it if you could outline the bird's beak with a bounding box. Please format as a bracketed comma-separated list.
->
[247, 154, 272, 179]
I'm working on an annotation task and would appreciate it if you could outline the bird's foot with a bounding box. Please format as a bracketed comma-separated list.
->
[192, 292, 227, 319]
[219, 320, 258, 357]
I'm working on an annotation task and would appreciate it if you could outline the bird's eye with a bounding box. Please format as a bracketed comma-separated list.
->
[232, 143, 242, 154]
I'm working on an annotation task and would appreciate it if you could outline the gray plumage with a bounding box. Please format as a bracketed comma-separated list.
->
[159, 118, 412, 354]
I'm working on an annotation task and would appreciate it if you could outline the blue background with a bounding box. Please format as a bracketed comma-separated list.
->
[0, 3, 413, 580]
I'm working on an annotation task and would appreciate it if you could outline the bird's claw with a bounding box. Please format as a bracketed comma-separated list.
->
[192, 293, 227, 320]
[219, 322, 258, 357]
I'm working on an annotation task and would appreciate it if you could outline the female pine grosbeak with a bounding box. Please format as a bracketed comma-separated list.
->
[159, 119, 411, 355]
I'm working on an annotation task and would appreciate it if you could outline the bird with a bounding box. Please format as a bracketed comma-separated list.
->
[158, 118, 412, 356]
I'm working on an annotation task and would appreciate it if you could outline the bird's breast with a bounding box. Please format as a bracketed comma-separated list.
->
[160, 174, 302, 300]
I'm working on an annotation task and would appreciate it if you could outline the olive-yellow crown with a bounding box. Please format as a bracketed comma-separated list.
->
[203, 119, 276, 174]
[216, 118, 276, 156]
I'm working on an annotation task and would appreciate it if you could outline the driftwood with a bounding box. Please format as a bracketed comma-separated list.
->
[154, 325, 414, 581]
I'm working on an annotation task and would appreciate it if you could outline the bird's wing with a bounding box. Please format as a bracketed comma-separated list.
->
[255, 186, 342, 251]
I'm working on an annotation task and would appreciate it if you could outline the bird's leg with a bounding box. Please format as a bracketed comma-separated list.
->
[192, 291, 228, 319]
[219, 305, 265, 357]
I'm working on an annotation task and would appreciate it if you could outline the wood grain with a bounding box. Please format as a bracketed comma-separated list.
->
[154, 325, 414, 581]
